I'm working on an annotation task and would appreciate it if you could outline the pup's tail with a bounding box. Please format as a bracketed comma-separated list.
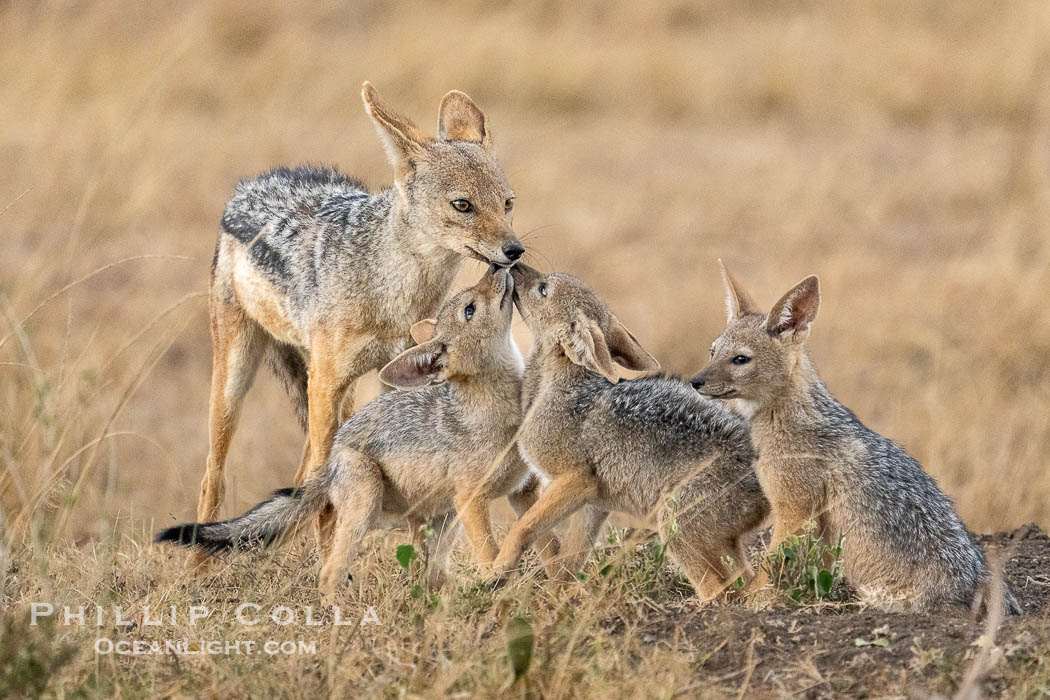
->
[972, 554, 1022, 618]
[155, 474, 329, 554]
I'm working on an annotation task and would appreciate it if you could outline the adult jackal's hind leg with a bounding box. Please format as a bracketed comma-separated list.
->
[193, 296, 267, 569]
[196, 297, 267, 523]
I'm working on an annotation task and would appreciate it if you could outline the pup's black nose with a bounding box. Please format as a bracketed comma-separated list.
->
[690, 376, 705, 389]
[502, 241, 525, 262]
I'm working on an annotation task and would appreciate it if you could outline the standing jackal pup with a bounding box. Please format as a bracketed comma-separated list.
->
[158, 267, 556, 597]
[198, 82, 522, 549]
[691, 262, 1019, 614]
[494, 264, 769, 601]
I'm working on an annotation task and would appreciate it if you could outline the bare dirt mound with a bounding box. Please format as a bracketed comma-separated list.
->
[605, 525, 1050, 697]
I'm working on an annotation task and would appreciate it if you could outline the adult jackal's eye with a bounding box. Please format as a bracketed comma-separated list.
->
[504, 197, 514, 212]
[732, 355, 751, 365]
[464, 302, 475, 321]
[451, 199, 473, 213]
[537, 282, 548, 298]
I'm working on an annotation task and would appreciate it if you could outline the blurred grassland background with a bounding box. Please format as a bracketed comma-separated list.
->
[1, 0, 1049, 544]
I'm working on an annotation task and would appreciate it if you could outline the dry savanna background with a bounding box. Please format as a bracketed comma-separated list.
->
[2, 1, 1050, 697]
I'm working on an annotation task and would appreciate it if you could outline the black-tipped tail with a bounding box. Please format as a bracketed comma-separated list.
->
[155, 485, 323, 557]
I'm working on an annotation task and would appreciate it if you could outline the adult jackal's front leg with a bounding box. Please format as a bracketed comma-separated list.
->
[305, 333, 363, 549]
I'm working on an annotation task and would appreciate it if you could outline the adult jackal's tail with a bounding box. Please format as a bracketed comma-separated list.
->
[156, 474, 329, 554]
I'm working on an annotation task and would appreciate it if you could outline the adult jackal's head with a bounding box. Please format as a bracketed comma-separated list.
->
[362, 82, 523, 267]
[379, 265, 520, 389]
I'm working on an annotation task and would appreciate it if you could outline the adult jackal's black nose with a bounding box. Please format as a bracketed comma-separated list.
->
[690, 375, 705, 389]
[502, 240, 525, 261]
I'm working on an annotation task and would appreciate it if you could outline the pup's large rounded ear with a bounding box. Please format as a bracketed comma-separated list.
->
[410, 319, 437, 344]
[362, 81, 429, 179]
[764, 275, 820, 343]
[437, 90, 492, 150]
[379, 340, 446, 390]
[559, 314, 619, 383]
[606, 318, 659, 372]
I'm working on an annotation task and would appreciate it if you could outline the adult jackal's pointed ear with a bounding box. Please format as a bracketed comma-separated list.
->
[362, 82, 429, 180]
[764, 275, 820, 343]
[606, 317, 659, 372]
[437, 90, 492, 150]
[379, 339, 447, 389]
[719, 259, 760, 323]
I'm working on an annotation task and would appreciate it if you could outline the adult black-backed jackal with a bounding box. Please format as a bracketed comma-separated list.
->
[197, 82, 522, 565]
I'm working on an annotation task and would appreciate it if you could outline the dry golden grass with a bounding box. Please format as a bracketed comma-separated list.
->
[2, 1, 1050, 697]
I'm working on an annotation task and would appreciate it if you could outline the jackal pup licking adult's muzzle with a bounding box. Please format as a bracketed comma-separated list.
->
[157, 265, 557, 599]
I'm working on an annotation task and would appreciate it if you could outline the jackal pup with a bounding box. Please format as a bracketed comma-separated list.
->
[158, 267, 554, 596]
[198, 82, 523, 542]
[691, 262, 1019, 614]
[493, 264, 770, 601]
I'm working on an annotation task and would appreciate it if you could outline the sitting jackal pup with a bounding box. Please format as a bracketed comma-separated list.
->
[493, 264, 770, 601]
[158, 267, 555, 597]
[197, 81, 523, 549]
[691, 262, 1019, 614]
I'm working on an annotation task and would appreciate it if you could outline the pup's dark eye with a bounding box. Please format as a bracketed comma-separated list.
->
[464, 302, 475, 321]
[505, 197, 514, 212]
[710, 346, 715, 357]
[732, 355, 751, 365]
[538, 282, 548, 298]
[451, 199, 473, 213]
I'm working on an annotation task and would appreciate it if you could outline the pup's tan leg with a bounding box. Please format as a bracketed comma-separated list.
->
[552, 504, 608, 579]
[494, 471, 598, 577]
[508, 476, 573, 579]
[400, 514, 427, 579]
[316, 503, 337, 563]
[768, 508, 814, 552]
[668, 533, 738, 603]
[426, 512, 461, 590]
[317, 454, 383, 602]
[748, 507, 813, 600]
[193, 297, 266, 568]
[455, 491, 499, 565]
